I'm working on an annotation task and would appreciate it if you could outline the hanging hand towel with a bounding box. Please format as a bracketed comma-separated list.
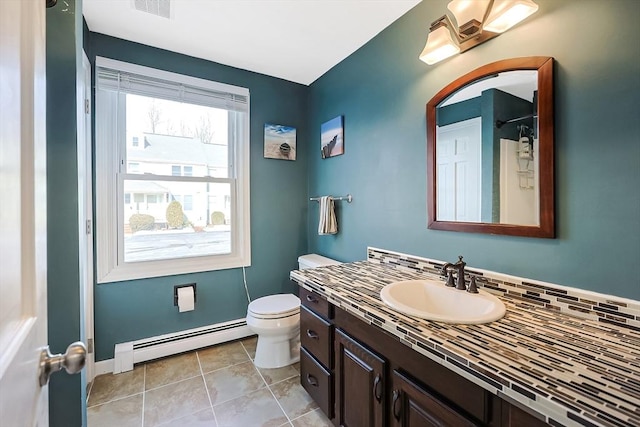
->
[318, 196, 338, 235]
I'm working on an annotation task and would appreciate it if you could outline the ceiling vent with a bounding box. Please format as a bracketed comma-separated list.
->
[132, 0, 171, 19]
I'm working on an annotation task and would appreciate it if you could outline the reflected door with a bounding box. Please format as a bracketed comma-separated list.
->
[436, 118, 482, 222]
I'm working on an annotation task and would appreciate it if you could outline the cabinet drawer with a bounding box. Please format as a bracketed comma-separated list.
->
[300, 306, 333, 369]
[300, 347, 333, 419]
[300, 287, 333, 319]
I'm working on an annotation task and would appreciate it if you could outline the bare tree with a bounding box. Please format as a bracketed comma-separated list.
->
[165, 120, 178, 136]
[179, 121, 192, 138]
[193, 115, 215, 144]
[147, 100, 161, 134]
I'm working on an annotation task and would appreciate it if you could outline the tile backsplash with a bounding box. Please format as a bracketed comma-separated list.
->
[367, 247, 640, 332]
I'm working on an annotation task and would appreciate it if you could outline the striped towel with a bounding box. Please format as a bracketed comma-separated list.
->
[318, 196, 338, 235]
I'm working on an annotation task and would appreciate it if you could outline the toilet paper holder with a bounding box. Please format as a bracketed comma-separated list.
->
[174, 283, 197, 306]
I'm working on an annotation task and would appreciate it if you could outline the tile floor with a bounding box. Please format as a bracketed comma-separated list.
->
[87, 337, 333, 427]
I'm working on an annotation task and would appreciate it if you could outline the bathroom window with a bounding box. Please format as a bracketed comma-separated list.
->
[95, 57, 250, 283]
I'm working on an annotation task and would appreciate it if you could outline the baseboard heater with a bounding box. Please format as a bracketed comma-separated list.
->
[113, 318, 253, 373]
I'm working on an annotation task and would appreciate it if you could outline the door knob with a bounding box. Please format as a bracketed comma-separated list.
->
[38, 341, 87, 386]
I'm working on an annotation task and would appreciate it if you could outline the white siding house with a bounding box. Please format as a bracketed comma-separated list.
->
[124, 132, 230, 230]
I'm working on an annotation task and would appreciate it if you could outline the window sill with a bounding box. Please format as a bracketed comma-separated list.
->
[97, 253, 250, 284]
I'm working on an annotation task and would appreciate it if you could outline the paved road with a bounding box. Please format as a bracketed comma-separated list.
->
[124, 230, 231, 262]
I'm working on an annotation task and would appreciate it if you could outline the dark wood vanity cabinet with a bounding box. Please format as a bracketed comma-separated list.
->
[297, 285, 547, 427]
[335, 329, 386, 427]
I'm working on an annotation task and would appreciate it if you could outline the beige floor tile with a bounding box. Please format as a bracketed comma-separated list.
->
[203, 361, 266, 405]
[198, 341, 250, 373]
[154, 408, 216, 427]
[270, 376, 317, 420]
[145, 352, 201, 390]
[241, 336, 257, 359]
[87, 394, 143, 427]
[292, 362, 300, 373]
[144, 376, 210, 427]
[88, 365, 144, 407]
[257, 364, 298, 385]
[291, 408, 333, 427]
[214, 388, 288, 427]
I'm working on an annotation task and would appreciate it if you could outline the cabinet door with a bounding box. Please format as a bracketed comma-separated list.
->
[391, 371, 477, 427]
[335, 329, 386, 427]
[502, 401, 548, 427]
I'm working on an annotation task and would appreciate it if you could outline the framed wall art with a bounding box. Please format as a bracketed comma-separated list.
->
[264, 123, 296, 160]
[321, 115, 344, 159]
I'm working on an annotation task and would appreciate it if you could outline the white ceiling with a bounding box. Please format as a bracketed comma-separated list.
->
[83, 0, 421, 86]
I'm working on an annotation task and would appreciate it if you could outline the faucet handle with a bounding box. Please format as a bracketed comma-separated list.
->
[445, 270, 456, 287]
[467, 276, 479, 293]
[457, 255, 465, 265]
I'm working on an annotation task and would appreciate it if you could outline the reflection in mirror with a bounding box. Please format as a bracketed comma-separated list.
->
[427, 57, 554, 238]
[436, 70, 539, 226]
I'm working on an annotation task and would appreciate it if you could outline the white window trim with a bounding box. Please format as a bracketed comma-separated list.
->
[95, 57, 250, 283]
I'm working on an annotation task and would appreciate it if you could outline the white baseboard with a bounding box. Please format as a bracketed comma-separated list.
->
[94, 318, 254, 376]
[94, 359, 114, 377]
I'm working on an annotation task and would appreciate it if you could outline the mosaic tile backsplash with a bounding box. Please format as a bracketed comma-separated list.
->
[290, 248, 640, 427]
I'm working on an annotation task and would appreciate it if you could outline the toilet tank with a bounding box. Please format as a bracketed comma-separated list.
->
[298, 254, 341, 270]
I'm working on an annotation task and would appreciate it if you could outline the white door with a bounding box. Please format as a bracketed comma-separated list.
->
[0, 1, 85, 425]
[436, 117, 482, 222]
[0, 0, 49, 424]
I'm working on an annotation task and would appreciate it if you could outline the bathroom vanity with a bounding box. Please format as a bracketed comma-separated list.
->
[291, 249, 640, 427]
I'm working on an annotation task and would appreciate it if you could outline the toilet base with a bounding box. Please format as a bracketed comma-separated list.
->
[253, 332, 300, 369]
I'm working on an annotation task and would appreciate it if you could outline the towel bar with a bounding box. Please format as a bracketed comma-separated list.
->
[309, 194, 352, 203]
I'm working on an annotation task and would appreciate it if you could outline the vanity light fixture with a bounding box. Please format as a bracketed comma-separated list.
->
[419, 0, 539, 65]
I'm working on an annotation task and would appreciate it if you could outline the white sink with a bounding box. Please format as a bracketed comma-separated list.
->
[380, 279, 506, 324]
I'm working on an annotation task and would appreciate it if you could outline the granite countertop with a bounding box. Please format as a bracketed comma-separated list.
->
[290, 260, 640, 427]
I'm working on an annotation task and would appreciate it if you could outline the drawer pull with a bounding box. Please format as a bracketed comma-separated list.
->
[373, 374, 382, 402]
[306, 374, 319, 387]
[306, 329, 319, 339]
[306, 294, 318, 303]
[392, 390, 401, 420]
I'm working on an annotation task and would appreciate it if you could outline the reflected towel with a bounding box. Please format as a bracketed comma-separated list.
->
[318, 196, 338, 235]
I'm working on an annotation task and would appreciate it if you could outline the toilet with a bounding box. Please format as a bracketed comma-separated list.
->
[246, 254, 341, 369]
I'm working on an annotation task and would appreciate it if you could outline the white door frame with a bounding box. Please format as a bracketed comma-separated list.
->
[79, 51, 95, 383]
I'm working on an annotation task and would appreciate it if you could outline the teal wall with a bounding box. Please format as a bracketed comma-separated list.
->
[307, 0, 640, 299]
[46, 1, 85, 425]
[88, 33, 309, 361]
[436, 97, 481, 126]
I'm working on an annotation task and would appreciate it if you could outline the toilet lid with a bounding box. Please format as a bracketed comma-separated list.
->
[248, 294, 300, 317]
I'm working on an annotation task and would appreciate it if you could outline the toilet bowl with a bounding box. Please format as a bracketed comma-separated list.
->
[246, 254, 340, 369]
[246, 294, 301, 368]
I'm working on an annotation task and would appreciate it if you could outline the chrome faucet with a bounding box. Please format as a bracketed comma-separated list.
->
[440, 256, 467, 291]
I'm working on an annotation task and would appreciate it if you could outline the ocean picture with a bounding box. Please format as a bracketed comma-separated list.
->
[264, 123, 296, 160]
[320, 115, 344, 159]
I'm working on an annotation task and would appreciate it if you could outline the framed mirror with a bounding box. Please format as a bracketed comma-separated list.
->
[427, 57, 554, 238]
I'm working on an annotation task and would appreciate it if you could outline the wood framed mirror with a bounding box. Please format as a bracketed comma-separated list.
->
[427, 57, 554, 238]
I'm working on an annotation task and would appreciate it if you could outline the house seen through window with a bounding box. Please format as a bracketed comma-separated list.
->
[95, 58, 250, 283]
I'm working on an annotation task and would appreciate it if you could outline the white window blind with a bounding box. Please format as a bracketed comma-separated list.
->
[96, 66, 249, 112]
